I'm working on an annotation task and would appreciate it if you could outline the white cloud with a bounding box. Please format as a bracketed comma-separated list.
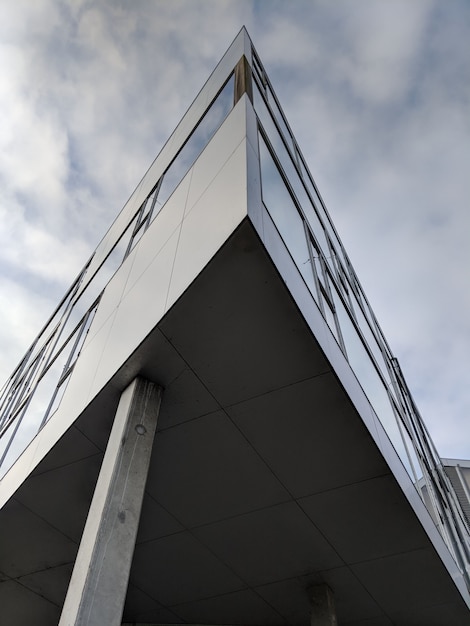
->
[333, 0, 433, 103]
[0, 0, 468, 465]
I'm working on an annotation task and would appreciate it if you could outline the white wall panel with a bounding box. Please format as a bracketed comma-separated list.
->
[0, 80, 250, 508]
[123, 172, 191, 298]
[59, 311, 118, 414]
[88, 230, 180, 400]
[185, 98, 246, 213]
[89, 136, 248, 399]
[88, 250, 136, 343]
[166, 139, 248, 310]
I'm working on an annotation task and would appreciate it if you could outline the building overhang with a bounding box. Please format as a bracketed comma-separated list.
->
[2, 219, 470, 624]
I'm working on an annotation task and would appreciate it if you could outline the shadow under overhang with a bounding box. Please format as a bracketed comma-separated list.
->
[1, 219, 469, 625]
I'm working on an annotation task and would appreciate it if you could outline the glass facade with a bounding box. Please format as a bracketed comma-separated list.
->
[1, 30, 469, 589]
[250, 47, 470, 581]
[253, 46, 415, 477]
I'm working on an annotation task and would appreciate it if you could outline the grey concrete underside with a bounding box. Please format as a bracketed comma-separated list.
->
[1, 220, 469, 625]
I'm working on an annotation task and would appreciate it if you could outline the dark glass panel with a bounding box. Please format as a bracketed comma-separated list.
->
[259, 136, 316, 297]
[153, 73, 235, 217]
[322, 291, 340, 345]
[266, 83, 296, 155]
[255, 82, 331, 260]
[296, 151, 349, 268]
[64, 218, 133, 342]
[353, 297, 390, 383]
[0, 351, 66, 476]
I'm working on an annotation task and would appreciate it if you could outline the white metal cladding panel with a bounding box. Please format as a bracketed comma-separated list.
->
[88, 173, 192, 343]
[88, 137, 248, 402]
[61, 95, 249, 416]
[87, 230, 180, 398]
[0, 95, 250, 507]
[184, 103, 249, 212]
[88, 96, 248, 344]
[77, 111, 247, 394]
[166, 138, 248, 309]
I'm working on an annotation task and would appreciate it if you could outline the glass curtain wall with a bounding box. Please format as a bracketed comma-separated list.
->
[251, 46, 470, 583]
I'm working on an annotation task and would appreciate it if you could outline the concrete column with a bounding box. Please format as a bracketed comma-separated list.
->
[310, 584, 338, 626]
[59, 378, 162, 626]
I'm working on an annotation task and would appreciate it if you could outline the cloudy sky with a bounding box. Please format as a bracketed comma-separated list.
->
[0, 0, 468, 459]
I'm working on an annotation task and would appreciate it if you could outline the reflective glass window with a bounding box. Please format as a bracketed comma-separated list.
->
[254, 81, 292, 179]
[266, 84, 296, 156]
[7, 340, 51, 421]
[42, 376, 68, 427]
[305, 207, 329, 263]
[9, 285, 74, 382]
[332, 287, 410, 472]
[313, 249, 326, 293]
[306, 236, 322, 306]
[325, 277, 348, 352]
[0, 361, 34, 422]
[297, 154, 326, 216]
[353, 298, 390, 382]
[327, 228, 348, 273]
[66, 305, 97, 372]
[296, 152, 347, 265]
[259, 136, 316, 297]
[0, 354, 63, 476]
[348, 270, 377, 333]
[144, 181, 161, 225]
[66, 222, 132, 337]
[335, 260, 355, 318]
[322, 289, 340, 345]
[153, 73, 235, 217]
[42, 304, 97, 426]
[139, 196, 153, 226]
[128, 220, 147, 254]
[252, 53, 265, 88]
[399, 415, 423, 482]
[0, 297, 100, 476]
[377, 326, 394, 363]
[255, 83, 331, 261]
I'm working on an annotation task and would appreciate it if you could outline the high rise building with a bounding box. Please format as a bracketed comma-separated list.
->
[1, 28, 470, 625]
